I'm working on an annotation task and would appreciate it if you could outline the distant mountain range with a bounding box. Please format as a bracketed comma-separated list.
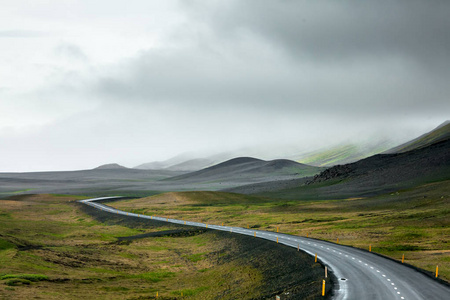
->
[2, 120, 449, 198]
[134, 153, 225, 172]
[94, 163, 128, 170]
[166, 157, 323, 183]
[229, 121, 450, 199]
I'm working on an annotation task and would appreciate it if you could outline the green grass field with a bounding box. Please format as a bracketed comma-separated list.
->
[0, 194, 325, 299]
[111, 180, 450, 282]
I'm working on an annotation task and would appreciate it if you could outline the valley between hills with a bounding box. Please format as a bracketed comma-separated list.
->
[0, 121, 449, 299]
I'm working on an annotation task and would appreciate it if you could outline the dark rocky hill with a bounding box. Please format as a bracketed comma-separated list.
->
[300, 138, 450, 198]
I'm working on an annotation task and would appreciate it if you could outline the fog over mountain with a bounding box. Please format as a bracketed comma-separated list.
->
[1, 0, 449, 171]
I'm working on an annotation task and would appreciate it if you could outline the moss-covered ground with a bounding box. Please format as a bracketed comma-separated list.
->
[110, 180, 450, 282]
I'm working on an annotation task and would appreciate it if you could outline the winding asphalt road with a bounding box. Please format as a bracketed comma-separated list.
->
[80, 197, 450, 300]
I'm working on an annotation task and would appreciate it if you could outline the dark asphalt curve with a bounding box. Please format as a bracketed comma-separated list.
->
[80, 197, 450, 300]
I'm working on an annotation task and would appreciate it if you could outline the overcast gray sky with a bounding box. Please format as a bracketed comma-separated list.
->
[1, 0, 449, 171]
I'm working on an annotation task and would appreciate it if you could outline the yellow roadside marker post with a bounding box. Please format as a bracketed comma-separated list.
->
[277, 237, 279, 243]
[307, 232, 308, 238]
[156, 291, 158, 298]
[254, 232, 256, 237]
[337, 238, 339, 244]
[247, 224, 249, 229]
[315, 253, 317, 263]
[222, 222, 224, 226]
[402, 254, 404, 263]
[277, 226, 279, 233]
[322, 279, 325, 296]
[206, 224, 208, 228]
[436, 265, 439, 278]
[369, 245, 372, 252]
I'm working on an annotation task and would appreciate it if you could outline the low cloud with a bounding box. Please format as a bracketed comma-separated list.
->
[0, 0, 448, 171]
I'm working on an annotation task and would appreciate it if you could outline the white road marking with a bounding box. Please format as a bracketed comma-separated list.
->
[83, 199, 417, 300]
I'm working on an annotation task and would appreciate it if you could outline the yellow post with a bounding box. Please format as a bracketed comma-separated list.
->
[436, 265, 439, 278]
[206, 224, 208, 228]
[337, 238, 339, 244]
[247, 224, 249, 229]
[322, 279, 325, 296]
[307, 232, 308, 238]
[277, 237, 279, 243]
[222, 222, 224, 226]
[402, 254, 404, 263]
[315, 253, 317, 262]
[254, 232, 256, 237]
[151, 216, 153, 219]
[369, 245, 371, 252]
[156, 291, 158, 298]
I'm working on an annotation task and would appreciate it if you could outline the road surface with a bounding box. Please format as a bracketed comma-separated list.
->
[80, 197, 450, 300]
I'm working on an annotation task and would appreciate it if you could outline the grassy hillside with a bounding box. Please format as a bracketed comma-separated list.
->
[384, 121, 450, 154]
[262, 138, 450, 200]
[0, 194, 327, 299]
[295, 140, 394, 167]
[111, 181, 450, 282]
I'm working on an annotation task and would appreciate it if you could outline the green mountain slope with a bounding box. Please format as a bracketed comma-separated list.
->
[384, 121, 450, 154]
[295, 140, 394, 167]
